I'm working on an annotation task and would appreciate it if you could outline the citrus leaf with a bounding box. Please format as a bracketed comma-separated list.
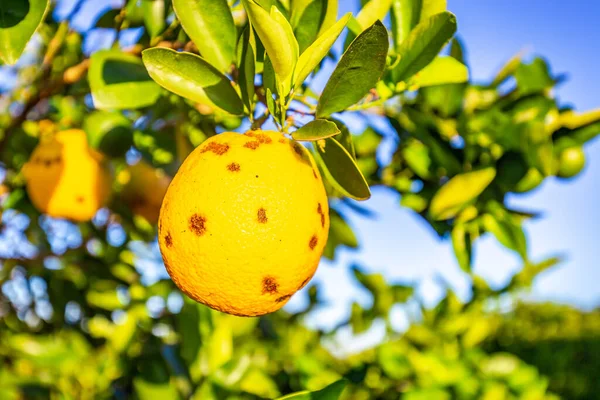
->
[391, 11, 457, 83]
[410, 56, 468, 87]
[451, 223, 472, 272]
[313, 138, 371, 200]
[0, 0, 49, 64]
[330, 118, 356, 158]
[491, 50, 524, 86]
[390, 0, 420, 49]
[293, 13, 351, 89]
[293, 0, 327, 53]
[293, 119, 340, 141]
[482, 214, 528, 260]
[172, 0, 236, 72]
[420, 0, 447, 22]
[141, 0, 165, 38]
[429, 167, 496, 220]
[141, 47, 244, 115]
[237, 26, 257, 115]
[89, 50, 162, 110]
[242, 0, 298, 85]
[83, 111, 133, 158]
[318, 0, 339, 37]
[316, 20, 389, 118]
[355, 0, 392, 32]
[275, 379, 348, 400]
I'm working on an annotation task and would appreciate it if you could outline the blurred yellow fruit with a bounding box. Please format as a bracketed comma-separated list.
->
[22, 129, 112, 222]
[120, 161, 171, 224]
[158, 131, 329, 316]
[557, 146, 586, 179]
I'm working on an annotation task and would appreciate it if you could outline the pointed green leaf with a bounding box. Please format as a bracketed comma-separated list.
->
[294, 13, 351, 89]
[0, 0, 49, 64]
[237, 26, 257, 115]
[173, 0, 236, 72]
[410, 56, 468, 87]
[89, 50, 162, 110]
[142, 47, 244, 115]
[293, 119, 340, 141]
[318, 0, 339, 37]
[391, 11, 457, 83]
[316, 20, 389, 117]
[451, 223, 472, 272]
[313, 138, 371, 200]
[243, 0, 298, 85]
[329, 118, 356, 158]
[142, 0, 166, 38]
[429, 167, 496, 220]
[558, 108, 600, 130]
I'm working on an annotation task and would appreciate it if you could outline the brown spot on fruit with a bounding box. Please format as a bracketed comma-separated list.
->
[164, 233, 173, 248]
[244, 141, 260, 150]
[275, 294, 291, 303]
[257, 208, 268, 223]
[76, 196, 84, 203]
[246, 132, 272, 144]
[189, 214, 207, 236]
[313, 169, 318, 179]
[299, 277, 310, 290]
[262, 277, 279, 294]
[317, 203, 325, 227]
[309, 235, 318, 250]
[200, 142, 229, 155]
[279, 138, 286, 144]
[227, 162, 240, 172]
[44, 159, 52, 167]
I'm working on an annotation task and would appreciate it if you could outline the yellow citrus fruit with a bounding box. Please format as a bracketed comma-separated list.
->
[120, 161, 171, 224]
[158, 130, 329, 316]
[557, 146, 586, 179]
[22, 129, 112, 222]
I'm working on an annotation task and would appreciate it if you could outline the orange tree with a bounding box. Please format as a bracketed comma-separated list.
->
[0, 0, 599, 399]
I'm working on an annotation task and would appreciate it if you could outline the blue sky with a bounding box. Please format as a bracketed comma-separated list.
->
[295, 0, 600, 339]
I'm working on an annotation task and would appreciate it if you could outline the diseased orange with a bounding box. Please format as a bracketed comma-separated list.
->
[22, 129, 112, 222]
[158, 130, 329, 316]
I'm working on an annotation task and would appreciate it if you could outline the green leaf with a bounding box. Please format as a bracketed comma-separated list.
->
[172, 0, 236, 72]
[89, 50, 162, 110]
[0, 0, 50, 64]
[329, 118, 356, 158]
[293, 13, 351, 89]
[237, 26, 257, 115]
[429, 167, 496, 220]
[276, 379, 347, 399]
[293, 0, 327, 53]
[142, 0, 166, 38]
[83, 111, 133, 158]
[390, 0, 419, 50]
[316, 20, 389, 117]
[141, 47, 244, 115]
[355, 0, 392, 31]
[509, 256, 563, 289]
[243, 0, 298, 86]
[482, 214, 528, 259]
[514, 57, 554, 95]
[420, 0, 447, 22]
[134, 377, 181, 400]
[313, 138, 371, 200]
[391, 11, 457, 83]
[317, 0, 339, 37]
[410, 56, 468, 87]
[293, 119, 340, 141]
[451, 223, 472, 272]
